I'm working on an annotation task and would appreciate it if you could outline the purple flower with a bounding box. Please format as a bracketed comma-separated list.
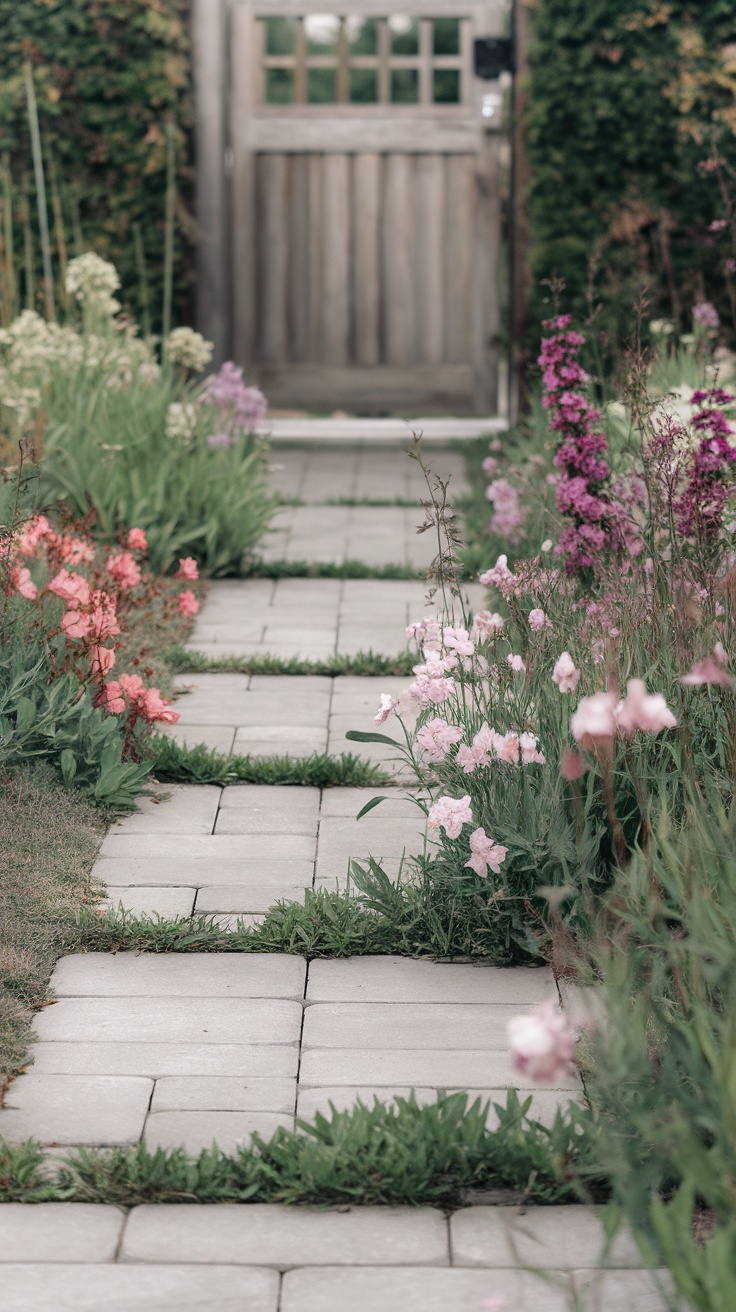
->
[693, 302, 720, 329]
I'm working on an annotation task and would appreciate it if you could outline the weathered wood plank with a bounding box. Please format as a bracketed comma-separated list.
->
[352, 153, 381, 366]
[230, 3, 256, 367]
[444, 153, 474, 364]
[308, 154, 323, 358]
[258, 152, 289, 364]
[288, 154, 310, 362]
[258, 363, 475, 414]
[321, 153, 351, 365]
[246, 117, 480, 154]
[473, 133, 501, 412]
[414, 153, 444, 365]
[382, 153, 414, 366]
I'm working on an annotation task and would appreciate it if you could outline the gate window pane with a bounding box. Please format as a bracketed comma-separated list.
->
[350, 68, 378, 103]
[433, 69, 461, 103]
[308, 67, 337, 102]
[347, 16, 378, 55]
[265, 68, 295, 104]
[433, 17, 460, 56]
[391, 68, 418, 103]
[305, 13, 340, 53]
[389, 15, 419, 55]
[265, 17, 296, 55]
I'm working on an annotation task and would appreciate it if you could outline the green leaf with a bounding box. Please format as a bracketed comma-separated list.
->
[344, 729, 400, 749]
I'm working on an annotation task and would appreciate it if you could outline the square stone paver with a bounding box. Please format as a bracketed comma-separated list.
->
[94, 857, 314, 890]
[0, 1073, 152, 1146]
[144, 1110, 294, 1154]
[215, 785, 320, 835]
[106, 784, 221, 835]
[1, 1265, 279, 1312]
[0, 1205, 125, 1263]
[121, 1204, 449, 1267]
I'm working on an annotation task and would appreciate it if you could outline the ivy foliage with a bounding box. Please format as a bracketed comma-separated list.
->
[526, 0, 736, 346]
[0, 0, 194, 329]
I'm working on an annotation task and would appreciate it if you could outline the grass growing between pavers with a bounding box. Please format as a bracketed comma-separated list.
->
[164, 644, 417, 679]
[243, 559, 428, 580]
[150, 738, 392, 788]
[0, 1091, 601, 1207]
[0, 765, 105, 1094]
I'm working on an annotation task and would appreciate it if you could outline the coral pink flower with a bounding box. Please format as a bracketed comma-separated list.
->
[472, 610, 505, 639]
[417, 717, 463, 761]
[175, 556, 199, 581]
[427, 794, 473, 840]
[61, 608, 92, 639]
[507, 997, 577, 1083]
[15, 515, 52, 557]
[552, 651, 580, 694]
[119, 673, 145, 702]
[102, 681, 126, 714]
[88, 593, 120, 641]
[528, 608, 548, 632]
[47, 569, 91, 607]
[570, 691, 618, 745]
[465, 827, 508, 877]
[127, 528, 148, 552]
[507, 653, 525, 674]
[140, 687, 180, 724]
[374, 693, 399, 726]
[615, 679, 677, 737]
[10, 566, 37, 600]
[58, 536, 95, 566]
[681, 651, 734, 688]
[107, 551, 141, 591]
[91, 646, 116, 679]
[177, 589, 200, 617]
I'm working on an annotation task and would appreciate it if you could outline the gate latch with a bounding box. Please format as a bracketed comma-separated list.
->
[474, 36, 515, 79]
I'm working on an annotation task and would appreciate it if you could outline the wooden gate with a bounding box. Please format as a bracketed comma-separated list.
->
[226, 1, 508, 414]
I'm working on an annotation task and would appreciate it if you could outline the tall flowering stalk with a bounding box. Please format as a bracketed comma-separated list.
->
[673, 388, 736, 542]
[539, 315, 614, 572]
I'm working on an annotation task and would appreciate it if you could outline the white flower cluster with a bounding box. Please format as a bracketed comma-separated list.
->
[65, 252, 121, 318]
[165, 401, 198, 446]
[0, 305, 158, 401]
[166, 327, 213, 373]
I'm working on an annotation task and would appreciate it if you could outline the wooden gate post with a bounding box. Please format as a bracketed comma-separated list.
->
[192, 0, 230, 362]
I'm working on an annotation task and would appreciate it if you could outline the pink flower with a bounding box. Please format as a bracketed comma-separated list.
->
[103, 681, 126, 714]
[494, 731, 521, 764]
[479, 554, 518, 597]
[615, 679, 677, 737]
[519, 731, 546, 765]
[570, 691, 618, 744]
[407, 617, 441, 651]
[472, 610, 504, 639]
[428, 795, 473, 840]
[375, 693, 399, 726]
[552, 651, 580, 694]
[127, 528, 148, 552]
[507, 997, 577, 1083]
[175, 556, 199, 581]
[528, 608, 548, 632]
[177, 589, 200, 617]
[47, 569, 91, 607]
[417, 717, 463, 761]
[408, 673, 455, 706]
[15, 515, 52, 557]
[61, 608, 92, 640]
[481, 1299, 507, 1312]
[91, 646, 116, 679]
[88, 592, 120, 641]
[59, 536, 95, 566]
[507, 653, 525, 674]
[443, 626, 475, 657]
[107, 551, 141, 591]
[119, 673, 146, 703]
[10, 566, 37, 600]
[481, 455, 498, 473]
[465, 827, 508, 877]
[140, 687, 180, 724]
[681, 651, 734, 688]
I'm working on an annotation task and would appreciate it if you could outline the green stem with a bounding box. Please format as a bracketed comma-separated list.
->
[23, 61, 55, 322]
[161, 119, 177, 343]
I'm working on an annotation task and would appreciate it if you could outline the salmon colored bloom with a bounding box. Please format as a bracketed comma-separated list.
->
[61, 608, 93, 639]
[175, 557, 199, 581]
[127, 528, 148, 551]
[552, 651, 580, 694]
[177, 588, 199, 616]
[47, 569, 91, 607]
[103, 681, 126, 714]
[10, 566, 37, 599]
[91, 646, 116, 679]
[140, 687, 180, 724]
[106, 551, 141, 591]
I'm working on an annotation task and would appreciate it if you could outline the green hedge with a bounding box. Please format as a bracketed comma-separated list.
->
[0, 0, 193, 330]
[526, 0, 736, 348]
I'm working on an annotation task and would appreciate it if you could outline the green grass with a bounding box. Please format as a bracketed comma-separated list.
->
[164, 644, 416, 678]
[150, 738, 393, 787]
[326, 497, 421, 508]
[242, 558, 426, 580]
[0, 1091, 599, 1207]
[0, 764, 105, 1091]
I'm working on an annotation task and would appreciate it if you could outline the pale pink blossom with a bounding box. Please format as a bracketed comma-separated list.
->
[481, 1299, 507, 1312]
[494, 730, 521, 764]
[443, 625, 475, 657]
[427, 794, 473, 840]
[507, 653, 525, 674]
[106, 551, 141, 591]
[681, 650, 734, 688]
[481, 455, 498, 473]
[479, 554, 517, 596]
[465, 827, 508, 877]
[528, 608, 548, 632]
[15, 515, 52, 557]
[88, 592, 120, 641]
[406, 616, 441, 651]
[552, 651, 580, 694]
[570, 691, 618, 744]
[10, 565, 37, 599]
[375, 693, 399, 726]
[127, 528, 148, 552]
[140, 687, 180, 724]
[60, 608, 92, 640]
[408, 673, 455, 706]
[472, 610, 504, 639]
[175, 556, 199, 581]
[507, 997, 577, 1083]
[519, 731, 546, 764]
[103, 681, 126, 714]
[47, 569, 91, 607]
[457, 744, 481, 774]
[91, 645, 116, 679]
[615, 679, 677, 737]
[417, 717, 463, 760]
[177, 589, 200, 617]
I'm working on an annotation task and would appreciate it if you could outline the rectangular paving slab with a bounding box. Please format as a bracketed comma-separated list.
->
[51, 953, 307, 999]
[450, 1206, 644, 1270]
[0, 1073, 152, 1146]
[0, 1205, 125, 1263]
[301, 1003, 533, 1051]
[33, 996, 303, 1045]
[299, 1048, 581, 1091]
[0, 1265, 279, 1312]
[29, 1041, 300, 1078]
[151, 1075, 296, 1113]
[144, 1109, 294, 1154]
[279, 1267, 571, 1312]
[306, 958, 554, 1005]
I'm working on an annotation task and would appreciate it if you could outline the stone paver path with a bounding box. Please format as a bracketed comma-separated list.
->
[1, 438, 673, 1310]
